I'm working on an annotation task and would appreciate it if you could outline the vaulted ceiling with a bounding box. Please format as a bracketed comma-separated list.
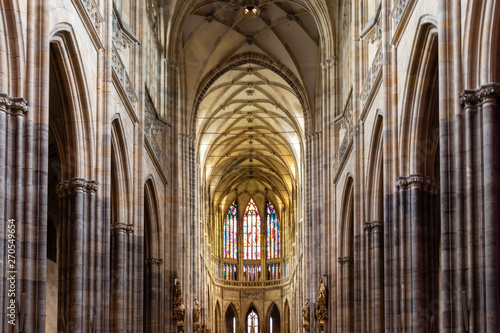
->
[181, 0, 321, 212]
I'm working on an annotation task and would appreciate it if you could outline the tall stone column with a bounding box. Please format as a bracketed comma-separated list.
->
[459, 83, 500, 332]
[144, 257, 164, 333]
[56, 178, 98, 332]
[364, 221, 384, 332]
[396, 174, 440, 331]
[110, 223, 134, 332]
[0, 94, 44, 332]
[338, 256, 353, 332]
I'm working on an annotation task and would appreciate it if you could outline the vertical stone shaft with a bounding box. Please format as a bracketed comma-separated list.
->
[482, 86, 500, 333]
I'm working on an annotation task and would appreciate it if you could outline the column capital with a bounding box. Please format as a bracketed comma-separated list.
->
[56, 178, 98, 198]
[111, 223, 134, 234]
[460, 82, 500, 106]
[396, 173, 439, 194]
[145, 258, 164, 267]
[337, 256, 352, 264]
[363, 220, 383, 232]
[0, 93, 29, 116]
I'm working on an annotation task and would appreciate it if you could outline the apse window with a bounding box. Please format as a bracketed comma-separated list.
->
[247, 310, 259, 333]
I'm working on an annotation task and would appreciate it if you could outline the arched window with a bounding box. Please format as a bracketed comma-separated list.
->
[266, 201, 281, 259]
[246, 308, 259, 333]
[223, 201, 238, 259]
[243, 199, 261, 260]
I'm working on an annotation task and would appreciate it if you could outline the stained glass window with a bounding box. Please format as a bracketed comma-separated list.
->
[224, 264, 237, 280]
[243, 265, 261, 281]
[247, 310, 259, 333]
[266, 201, 281, 259]
[223, 201, 238, 259]
[243, 199, 261, 260]
[267, 264, 281, 280]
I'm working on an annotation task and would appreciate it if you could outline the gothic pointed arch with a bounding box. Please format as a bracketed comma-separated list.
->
[366, 113, 384, 221]
[50, 24, 96, 179]
[143, 178, 164, 332]
[398, 19, 438, 176]
[283, 300, 290, 333]
[225, 303, 238, 333]
[266, 302, 280, 333]
[245, 304, 260, 333]
[215, 301, 222, 333]
[339, 176, 354, 332]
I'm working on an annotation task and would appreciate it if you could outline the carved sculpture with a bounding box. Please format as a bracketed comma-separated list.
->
[193, 298, 200, 331]
[316, 278, 328, 327]
[302, 298, 310, 331]
[173, 281, 186, 331]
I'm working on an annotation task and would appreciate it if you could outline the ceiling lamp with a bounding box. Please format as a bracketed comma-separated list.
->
[242, 1, 259, 18]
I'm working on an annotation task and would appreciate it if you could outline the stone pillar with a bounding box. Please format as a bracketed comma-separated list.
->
[478, 84, 500, 333]
[110, 223, 134, 332]
[0, 94, 45, 332]
[338, 256, 353, 332]
[144, 257, 164, 333]
[364, 221, 384, 332]
[396, 174, 439, 331]
[459, 83, 500, 332]
[56, 178, 98, 332]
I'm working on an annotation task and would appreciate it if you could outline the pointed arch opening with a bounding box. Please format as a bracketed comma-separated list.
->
[225, 303, 238, 333]
[267, 303, 280, 333]
[143, 179, 163, 331]
[283, 300, 290, 333]
[215, 301, 222, 333]
[243, 199, 261, 261]
[245, 305, 260, 333]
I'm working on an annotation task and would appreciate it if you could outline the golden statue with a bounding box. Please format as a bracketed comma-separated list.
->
[173, 281, 186, 325]
[302, 298, 310, 331]
[316, 278, 328, 322]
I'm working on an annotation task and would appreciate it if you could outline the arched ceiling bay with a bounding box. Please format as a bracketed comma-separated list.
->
[182, 0, 321, 210]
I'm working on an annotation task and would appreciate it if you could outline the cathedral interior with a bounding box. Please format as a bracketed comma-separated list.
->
[0, 0, 499, 332]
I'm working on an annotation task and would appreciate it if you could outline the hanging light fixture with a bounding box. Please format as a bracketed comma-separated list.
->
[242, 0, 259, 18]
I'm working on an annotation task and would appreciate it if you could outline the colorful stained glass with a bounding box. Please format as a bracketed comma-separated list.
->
[243, 199, 261, 260]
[266, 201, 281, 259]
[224, 264, 237, 280]
[267, 263, 281, 280]
[223, 201, 238, 259]
[243, 265, 261, 281]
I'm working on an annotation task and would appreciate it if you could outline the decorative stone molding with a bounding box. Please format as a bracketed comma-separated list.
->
[363, 220, 383, 232]
[0, 93, 29, 116]
[145, 258, 164, 266]
[145, 92, 167, 167]
[111, 223, 134, 234]
[358, 4, 381, 44]
[112, 43, 138, 107]
[82, 0, 103, 29]
[146, 0, 161, 46]
[342, 0, 352, 35]
[337, 256, 352, 264]
[112, 3, 139, 50]
[396, 173, 440, 194]
[321, 58, 334, 70]
[460, 83, 500, 107]
[72, 0, 104, 49]
[360, 45, 383, 109]
[392, 0, 411, 28]
[333, 93, 354, 179]
[56, 178, 98, 198]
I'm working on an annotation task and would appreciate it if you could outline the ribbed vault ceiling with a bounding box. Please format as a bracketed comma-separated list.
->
[183, 0, 320, 211]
